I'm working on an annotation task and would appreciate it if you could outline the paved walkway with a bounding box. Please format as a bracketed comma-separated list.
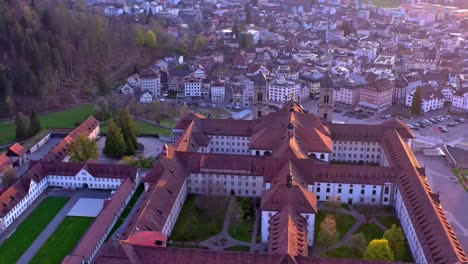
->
[17, 194, 81, 264]
[1, 188, 110, 264]
[172, 198, 267, 252]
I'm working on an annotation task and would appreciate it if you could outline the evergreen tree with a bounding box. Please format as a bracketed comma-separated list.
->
[117, 109, 138, 155]
[411, 87, 423, 116]
[29, 109, 41, 136]
[383, 225, 407, 261]
[68, 134, 99, 162]
[135, 28, 146, 46]
[15, 112, 28, 140]
[104, 119, 127, 158]
[363, 239, 394, 261]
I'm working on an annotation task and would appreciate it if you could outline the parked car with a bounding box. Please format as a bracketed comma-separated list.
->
[441, 128, 448, 133]
[381, 114, 392, 119]
[412, 127, 420, 131]
[456, 118, 465, 123]
[447, 122, 457, 127]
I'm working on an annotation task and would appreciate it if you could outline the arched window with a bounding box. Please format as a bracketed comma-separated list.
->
[264, 151, 272, 156]
[384, 186, 390, 195]
[258, 111, 262, 118]
[320, 154, 325, 160]
[255, 150, 260, 156]
[308, 153, 316, 159]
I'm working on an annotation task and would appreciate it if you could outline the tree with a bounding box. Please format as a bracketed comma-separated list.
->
[239, 33, 254, 50]
[193, 35, 207, 53]
[135, 28, 146, 46]
[317, 214, 339, 248]
[347, 233, 367, 257]
[325, 196, 342, 217]
[15, 112, 28, 140]
[383, 225, 406, 260]
[2, 167, 17, 187]
[363, 239, 394, 261]
[104, 119, 127, 158]
[146, 30, 158, 49]
[29, 110, 41, 136]
[411, 87, 422, 116]
[68, 134, 99, 162]
[117, 109, 138, 155]
[179, 105, 190, 118]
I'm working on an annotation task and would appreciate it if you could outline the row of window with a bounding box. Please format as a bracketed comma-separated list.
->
[188, 187, 257, 195]
[210, 141, 248, 146]
[188, 179, 257, 187]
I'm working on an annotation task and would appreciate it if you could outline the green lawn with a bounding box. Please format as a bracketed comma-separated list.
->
[160, 119, 176, 128]
[101, 120, 171, 136]
[355, 223, 384, 243]
[224, 245, 250, 252]
[0, 197, 69, 264]
[315, 211, 357, 243]
[0, 104, 94, 145]
[325, 246, 360, 259]
[171, 195, 228, 242]
[228, 214, 254, 242]
[375, 215, 399, 229]
[360, 0, 401, 8]
[30, 217, 94, 264]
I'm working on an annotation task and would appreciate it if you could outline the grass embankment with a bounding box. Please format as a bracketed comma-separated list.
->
[0, 104, 94, 145]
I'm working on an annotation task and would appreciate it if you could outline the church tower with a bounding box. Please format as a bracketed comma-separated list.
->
[318, 72, 334, 122]
[251, 72, 269, 119]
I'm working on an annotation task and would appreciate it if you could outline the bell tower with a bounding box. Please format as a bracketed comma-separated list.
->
[318, 72, 334, 122]
[251, 72, 269, 119]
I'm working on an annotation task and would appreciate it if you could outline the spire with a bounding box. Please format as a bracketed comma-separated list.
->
[320, 71, 334, 88]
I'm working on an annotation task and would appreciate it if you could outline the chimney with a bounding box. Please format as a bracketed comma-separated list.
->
[287, 122, 294, 138]
[287, 173, 293, 188]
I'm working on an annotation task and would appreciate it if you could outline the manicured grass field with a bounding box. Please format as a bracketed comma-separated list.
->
[0, 104, 94, 145]
[228, 215, 254, 242]
[171, 195, 228, 242]
[0, 197, 69, 264]
[30, 216, 94, 264]
[355, 223, 384, 243]
[375, 215, 399, 229]
[101, 121, 171, 136]
[360, 0, 401, 8]
[160, 119, 176, 128]
[325, 246, 360, 259]
[315, 211, 357, 243]
[224, 245, 250, 252]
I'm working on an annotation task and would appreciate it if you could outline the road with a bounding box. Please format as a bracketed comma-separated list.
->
[417, 154, 468, 253]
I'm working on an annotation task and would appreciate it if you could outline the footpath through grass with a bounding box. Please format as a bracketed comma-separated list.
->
[0, 104, 93, 145]
[171, 195, 229, 242]
[30, 216, 94, 264]
[0, 197, 69, 264]
[228, 198, 255, 242]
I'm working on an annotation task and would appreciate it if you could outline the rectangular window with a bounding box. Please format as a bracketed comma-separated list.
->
[326, 188, 330, 193]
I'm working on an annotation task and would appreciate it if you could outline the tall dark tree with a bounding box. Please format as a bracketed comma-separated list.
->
[104, 119, 127, 158]
[411, 88, 422, 116]
[29, 109, 41, 136]
[15, 112, 28, 140]
[117, 109, 138, 155]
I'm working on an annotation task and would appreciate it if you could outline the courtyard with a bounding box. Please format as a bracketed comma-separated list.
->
[0, 197, 69, 264]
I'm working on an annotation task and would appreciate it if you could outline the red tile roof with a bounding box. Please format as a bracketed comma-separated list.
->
[0, 154, 13, 172]
[8, 143, 26, 156]
[66, 178, 136, 263]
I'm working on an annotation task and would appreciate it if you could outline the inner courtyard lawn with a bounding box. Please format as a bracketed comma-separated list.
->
[170, 195, 229, 242]
[0, 104, 93, 145]
[376, 215, 399, 229]
[355, 223, 384, 243]
[0, 197, 69, 264]
[315, 211, 357, 242]
[224, 245, 250, 252]
[228, 198, 255, 242]
[30, 216, 94, 264]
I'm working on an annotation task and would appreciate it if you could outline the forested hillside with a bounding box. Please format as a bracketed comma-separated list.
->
[0, 0, 179, 118]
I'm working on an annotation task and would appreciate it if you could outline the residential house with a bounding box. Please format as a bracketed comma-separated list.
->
[140, 91, 153, 103]
[406, 84, 444, 113]
[451, 88, 468, 113]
